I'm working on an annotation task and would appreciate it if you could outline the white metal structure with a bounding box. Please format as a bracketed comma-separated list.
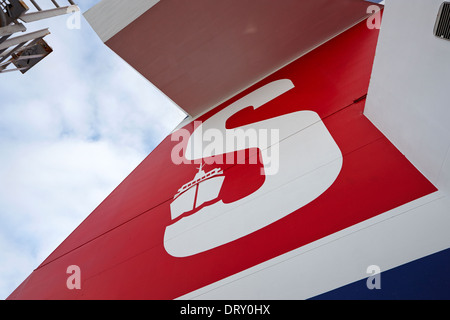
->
[0, 0, 79, 73]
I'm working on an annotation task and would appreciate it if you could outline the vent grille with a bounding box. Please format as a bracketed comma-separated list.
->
[435, 2, 450, 40]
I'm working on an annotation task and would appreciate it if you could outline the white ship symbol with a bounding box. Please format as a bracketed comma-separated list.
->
[170, 163, 225, 221]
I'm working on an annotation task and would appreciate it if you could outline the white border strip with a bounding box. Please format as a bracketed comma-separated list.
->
[177, 191, 450, 299]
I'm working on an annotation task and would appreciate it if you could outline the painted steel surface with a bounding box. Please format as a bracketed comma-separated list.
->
[102, 0, 373, 117]
[7, 18, 437, 300]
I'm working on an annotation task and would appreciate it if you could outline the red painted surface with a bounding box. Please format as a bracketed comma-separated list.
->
[105, 0, 372, 116]
[8, 17, 436, 300]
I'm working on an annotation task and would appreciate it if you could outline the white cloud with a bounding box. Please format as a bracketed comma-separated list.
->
[0, 0, 186, 299]
[0, 138, 143, 253]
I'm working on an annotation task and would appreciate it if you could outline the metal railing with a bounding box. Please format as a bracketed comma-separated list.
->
[0, 0, 78, 74]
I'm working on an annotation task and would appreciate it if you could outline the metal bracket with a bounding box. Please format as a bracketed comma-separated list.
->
[0, 0, 78, 74]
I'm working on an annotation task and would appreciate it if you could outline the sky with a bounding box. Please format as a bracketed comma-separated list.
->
[0, 0, 186, 299]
